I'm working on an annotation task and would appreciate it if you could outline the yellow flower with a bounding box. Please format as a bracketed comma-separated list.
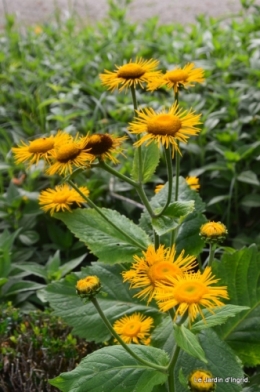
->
[154, 184, 165, 194]
[148, 63, 205, 93]
[129, 102, 201, 157]
[46, 136, 94, 176]
[100, 58, 161, 92]
[122, 244, 196, 304]
[188, 369, 215, 392]
[186, 176, 200, 191]
[155, 267, 229, 322]
[76, 276, 101, 298]
[113, 313, 153, 345]
[200, 221, 228, 243]
[12, 131, 71, 167]
[38, 183, 89, 215]
[83, 133, 127, 164]
[34, 26, 43, 35]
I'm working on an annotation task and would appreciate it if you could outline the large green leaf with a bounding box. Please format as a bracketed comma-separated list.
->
[213, 245, 260, 366]
[174, 325, 207, 363]
[191, 305, 250, 333]
[45, 263, 161, 343]
[151, 201, 195, 236]
[174, 329, 244, 392]
[49, 345, 169, 392]
[151, 315, 175, 357]
[131, 141, 160, 183]
[55, 209, 151, 264]
[139, 177, 205, 256]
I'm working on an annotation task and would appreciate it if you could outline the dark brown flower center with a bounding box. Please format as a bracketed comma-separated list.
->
[85, 134, 113, 155]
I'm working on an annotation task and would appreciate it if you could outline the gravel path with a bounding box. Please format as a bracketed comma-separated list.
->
[0, 0, 259, 29]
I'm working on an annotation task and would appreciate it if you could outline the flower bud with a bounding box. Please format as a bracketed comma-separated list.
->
[76, 276, 101, 298]
[199, 221, 227, 244]
[188, 369, 215, 392]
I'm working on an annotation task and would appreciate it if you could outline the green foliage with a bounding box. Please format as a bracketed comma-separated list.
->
[55, 208, 151, 263]
[131, 141, 161, 184]
[213, 245, 260, 366]
[174, 329, 244, 392]
[173, 325, 207, 363]
[44, 263, 161, 342]
[49, 345, 169, 392]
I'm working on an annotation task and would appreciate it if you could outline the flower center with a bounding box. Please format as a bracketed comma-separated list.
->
[52, 194, 69, 204]
[175, 281, 209, 303]
[28, 138, 54, 153]
[117, 64, 145, 79]
[148, 262, 182, 284]
[85, 134, 113, 155]
[122, 321, 141, 337]
[55, 144, 80, 162]
[147, 114, 182, 136]
[166, 70, 188, 83]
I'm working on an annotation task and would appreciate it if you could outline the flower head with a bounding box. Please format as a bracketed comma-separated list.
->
[148, 63, 205, 93]
[122, 244, 196, 304]
[129, 102, 201, 157]
[154, 184, 165, 194]
[83, 133, 127, 164]
[113, 313, 153, 345]
[186, 176, 200, 191]
[100, 58, 161, 92]
[46, 136, 94, 176]
[188, 369, 215, 392]
[76, 276, 101, 298]
[155, 267, 229, 322]
[12, 132, 71, 167]
[200, 221, 228, 244]
[38, 183, 89, 215]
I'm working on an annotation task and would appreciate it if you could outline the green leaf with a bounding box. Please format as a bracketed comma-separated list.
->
[59, 254, 86, 278]
[151, 201, 194, 236]
[2, 280, 45, 297]
[56, 209, 150, 264]
[151, 316, 175, 356]
[131, 141, 160, 183]
[237, 171, 260, 186]
[139, 177, 205, 254]
[191, 305, 250, 333]
[240, 194, 260, 208]
[174, 329, 244, 392]
[49, 345, 168, 392]
[174, 325, 207, 363]
[175, 212, 207, 257]
[45, 263, 161, 342]
[213, 245, 260, 366]
[19, 230, 39, 246]
[16, 263, 48, 281]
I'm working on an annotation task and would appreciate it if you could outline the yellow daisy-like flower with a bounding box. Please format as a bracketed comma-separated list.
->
[188, 369, 215, 392]
[155, 267, 229, 322]
[46, 136, 94, 176]
[100, 58, 161, 92]
[83, 133, 127, 164]
[76, 275, 101, 298]
[200, 221, 228, 243]
[186, 176, 200, 191]
[113, 313, 153, 345]
[38, 183, 89, 216]
[148, 63, 205, 93]
[129, 102, 201, 157]
[122, 244, 196, 304]
[12, 131, 71, 167]
[154, 184, 165, 194]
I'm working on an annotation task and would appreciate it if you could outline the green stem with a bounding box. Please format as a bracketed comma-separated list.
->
[68, 180, 147, 251]
[99, 159, 155, 218]
[208, 243, 217, 267]
[131, 85, 143, 185]
[154, 146, 173, 218]
[98, 160, 137, 187]
[154, 231, 160, 250]
[91, 297, 168, 373]
[174, 150, 180, 202]
[227, 175, 235, 230]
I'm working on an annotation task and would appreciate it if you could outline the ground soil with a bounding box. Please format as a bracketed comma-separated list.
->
[0, 0, 259, 30]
